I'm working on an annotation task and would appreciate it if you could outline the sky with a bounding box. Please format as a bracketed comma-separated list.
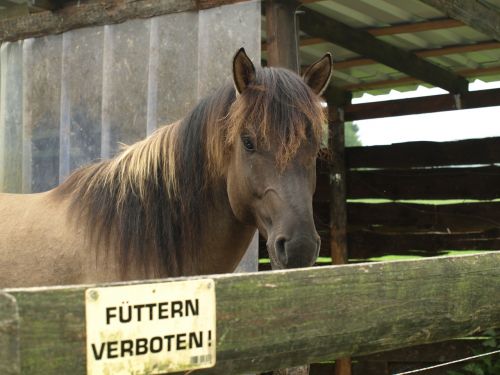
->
[352, 80, 500, 146]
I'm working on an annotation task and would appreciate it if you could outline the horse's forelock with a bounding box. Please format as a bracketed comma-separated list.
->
[225, 67, 325, 168]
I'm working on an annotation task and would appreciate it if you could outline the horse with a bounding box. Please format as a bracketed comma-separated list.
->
[0, 48, 333, 288]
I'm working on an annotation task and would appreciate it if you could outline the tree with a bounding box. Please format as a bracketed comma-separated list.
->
[345, 122, 362, 147]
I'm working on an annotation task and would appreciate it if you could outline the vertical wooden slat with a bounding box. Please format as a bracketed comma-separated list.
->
[329, 106, 348, 265]
[0, 292, 19, 375]
[329, 105, 351, 375]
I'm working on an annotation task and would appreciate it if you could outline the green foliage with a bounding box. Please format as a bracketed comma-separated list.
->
[345, 122, 362, 147]
[448, 329, 500, 375]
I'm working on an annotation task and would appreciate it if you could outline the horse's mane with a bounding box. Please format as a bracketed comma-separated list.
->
[55, 67, 325, 277]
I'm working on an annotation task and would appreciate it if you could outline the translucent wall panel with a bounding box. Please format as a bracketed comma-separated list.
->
[102, 20, 150, 157]
[0, 1, 261, 269]
[24, 36, 62, 192]
[61, 27, 104, 179]
[155, 12, 199, 127]
[0, 42, 23, 193]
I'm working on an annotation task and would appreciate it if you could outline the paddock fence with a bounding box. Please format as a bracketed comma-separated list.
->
[1, 252, 499, 375]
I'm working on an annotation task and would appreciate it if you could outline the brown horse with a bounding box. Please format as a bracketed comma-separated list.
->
[0, 48, 332, 287]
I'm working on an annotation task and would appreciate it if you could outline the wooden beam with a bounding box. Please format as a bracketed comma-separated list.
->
[314, 201, 500, 234]
[343, 64, 500, 92]
[328, 101, 352, 375]
[343, 88, 500, 121]
[327, 106, 348, 266]
[345, 137, 500, 169]
[368, 18, 463, 36]
[0, 0, 252, 43]
[420, 0, 500, 41]
[315, 165, 500, 201]
[265, 0, 300, 71]
[299, 9, 469, 93]
[346, 230, 500, 258]
[3, 253, 500, 373]
[334, 40, 500, 70]
[263, 18, 464, 51]
[346, 202, 500, 234]
[345, 166, 500, 200]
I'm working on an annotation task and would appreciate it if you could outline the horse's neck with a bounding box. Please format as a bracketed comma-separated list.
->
[188, 184, 256, 276]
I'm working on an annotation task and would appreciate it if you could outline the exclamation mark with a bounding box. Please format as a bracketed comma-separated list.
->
[208, 330, 212, 347]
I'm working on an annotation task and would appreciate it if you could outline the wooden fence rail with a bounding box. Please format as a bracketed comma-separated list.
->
[1, 252, 500, 374]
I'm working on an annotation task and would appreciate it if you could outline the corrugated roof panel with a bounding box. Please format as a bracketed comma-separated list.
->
[297, 0, 500, 95]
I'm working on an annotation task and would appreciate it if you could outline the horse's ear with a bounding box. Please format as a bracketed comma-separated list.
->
[233, 47, 256, 94]
[302, 53, 333, 96]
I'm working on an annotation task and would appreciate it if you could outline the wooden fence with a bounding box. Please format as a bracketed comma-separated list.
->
[1, 252, 499, 374]
[314, 136, 500, 260]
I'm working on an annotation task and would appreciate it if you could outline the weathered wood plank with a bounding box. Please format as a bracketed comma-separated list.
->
[0, 292, 19, 375]
[420, 0, 500, 42]
[346, 202, 500, 233]
[345, 230, 500, 258]
[343, 88, 500, 121]
[345, 137, 500, 169]
[299, 9, 469, 93]
[314, 166, 500, 201]
[0, 0, 253, 43]
[3, 252, 500, 374]
[262, 232, 500, 259]
[314, 201, 500, 233]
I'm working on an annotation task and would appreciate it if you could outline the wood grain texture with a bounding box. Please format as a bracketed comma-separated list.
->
[314, 166, 500, 201]
[0, 0, 253, 42]
[2, 252, 500, 374]
[299, 9, 469, 93]
[265, 0, 300, 71]
[420, 0, 500, 42]
[346, 202, 500, 233]
[313, 200, 500, 234]
[345, 137, 500, 169]
[343, 88, 500, 121]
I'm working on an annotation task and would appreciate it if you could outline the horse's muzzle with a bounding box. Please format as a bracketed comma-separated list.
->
[269, 234, 320, 269]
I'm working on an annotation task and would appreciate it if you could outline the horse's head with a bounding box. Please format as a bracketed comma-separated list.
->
[225, 48, 332, 269]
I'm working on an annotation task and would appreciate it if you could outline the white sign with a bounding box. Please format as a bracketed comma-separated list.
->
[85, 279, 216, 374]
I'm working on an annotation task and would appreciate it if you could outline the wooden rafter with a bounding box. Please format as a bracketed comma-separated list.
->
[262, 18, 463, 51]
[344, 65, 500, 92]
[368, 18, 463, 36]
[420, 0, 500, 41]
[299, 9, 469, 93]
[333, 40, 500, 70]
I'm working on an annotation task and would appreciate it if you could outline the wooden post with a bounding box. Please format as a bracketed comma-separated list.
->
[265, 2, 307, 375]
[265, 0, 300, 71]
[0, 292, 20, 375]
[329, 105, 351, 375]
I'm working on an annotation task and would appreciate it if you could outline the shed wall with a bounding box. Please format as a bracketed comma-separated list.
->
[0, 1, 261, 193]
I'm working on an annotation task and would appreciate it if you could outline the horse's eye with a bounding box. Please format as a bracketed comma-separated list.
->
[241, 136, 255, 152]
